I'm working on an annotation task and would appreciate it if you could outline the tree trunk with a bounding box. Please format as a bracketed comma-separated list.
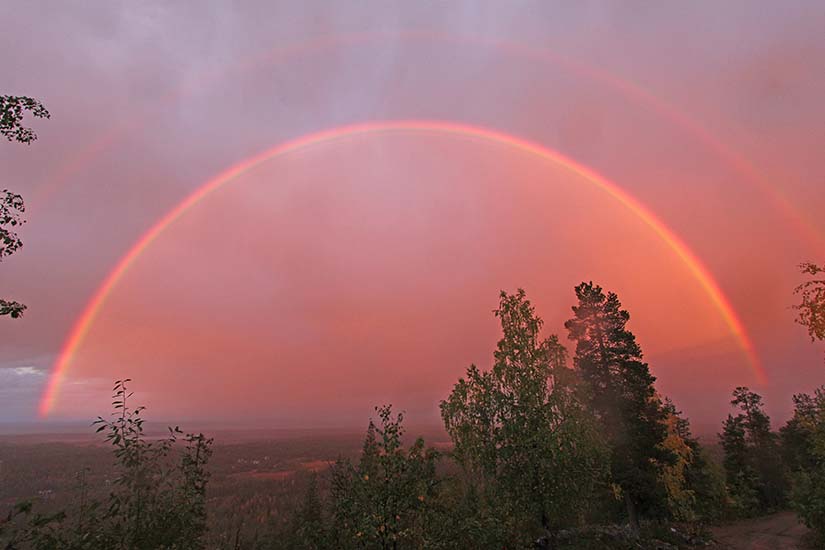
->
[624, 492, 640, 534]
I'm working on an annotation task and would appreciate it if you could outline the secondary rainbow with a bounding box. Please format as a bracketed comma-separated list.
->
[39, 120, 766, 416]
[29, 30, 823, 255]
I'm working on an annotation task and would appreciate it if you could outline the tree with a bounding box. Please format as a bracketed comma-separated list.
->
[441, 290, 606, 544]
[283, 474, 328, 550]
[1, 96, 50, 144]
[659, 400, 697, 521]
[564, 282, 674, 531]
[0, 379, 214, 550]
[93, 379, 213, 550]
[0, 502, 67, 550]
[781, 386, 825, 540]
[794, 262, 825, 356]
[720, 412, 760, 515]
[662, 399, 727, 522]
[1, 95, 50, 319]
[720, 387, 785, 515]
[329, 405, 439, 549]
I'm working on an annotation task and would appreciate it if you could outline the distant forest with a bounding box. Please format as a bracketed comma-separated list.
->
[2, 97, 825, 549]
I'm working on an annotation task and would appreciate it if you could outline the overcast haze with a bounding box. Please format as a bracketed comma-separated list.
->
[1, 1, 823, 429]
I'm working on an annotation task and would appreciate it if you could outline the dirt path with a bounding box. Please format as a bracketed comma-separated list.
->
[711, 511, 811, 549]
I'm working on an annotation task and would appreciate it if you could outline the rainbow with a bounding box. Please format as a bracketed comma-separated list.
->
[474, 34, 825, 255]
[39, 120, 766, 416]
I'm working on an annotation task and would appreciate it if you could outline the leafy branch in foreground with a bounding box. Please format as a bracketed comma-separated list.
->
[0, 299, 26, 318]
[795, 262, 825, 346]
[0, 379, 213, 550]
[0, 190, 26, 318]
[0, 94, 50, 319]
[1, 96, 50, 144]
[92, 379, 213, 550]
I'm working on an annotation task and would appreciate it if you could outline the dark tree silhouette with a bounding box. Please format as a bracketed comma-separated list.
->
[565, 282, 674, 531]
[794, 262, 825, 353]
[720, 387, 785, 515]
[782, 386, 825, 539]
[1, 95, 50, 319]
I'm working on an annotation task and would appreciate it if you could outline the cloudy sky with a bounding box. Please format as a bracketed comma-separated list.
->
[1, 1, 823, 429]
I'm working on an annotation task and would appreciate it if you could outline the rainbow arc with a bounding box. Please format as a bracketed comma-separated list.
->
[39, 120, 765, 417]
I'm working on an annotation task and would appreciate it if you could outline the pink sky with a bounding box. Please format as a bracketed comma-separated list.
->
[1, 2, 823, 431]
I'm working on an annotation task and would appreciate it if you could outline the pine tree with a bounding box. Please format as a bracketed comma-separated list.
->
[564, 282, 674, 530]
[720, 387, 785, 515]
[284, 474, 327, 550]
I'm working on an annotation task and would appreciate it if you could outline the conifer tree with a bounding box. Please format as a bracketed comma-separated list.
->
[720, 387, 785, 514]
[564, 282, 673, 530]
[284, 474, 327, 550]
[782, 386, 825, 539]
